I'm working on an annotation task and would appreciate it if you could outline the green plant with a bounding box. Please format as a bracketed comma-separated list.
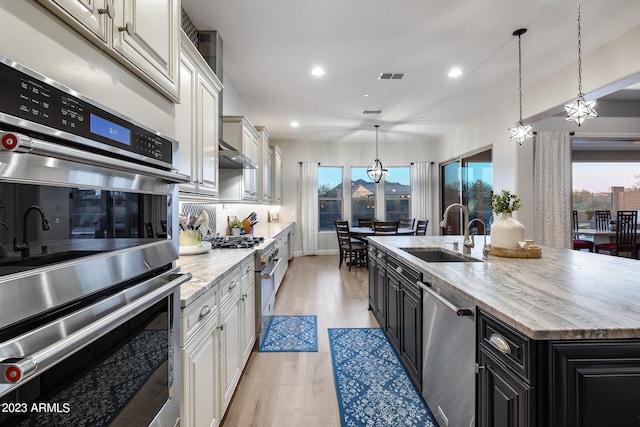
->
[229, 217, 243, 228]
[491, 190, 523, 214]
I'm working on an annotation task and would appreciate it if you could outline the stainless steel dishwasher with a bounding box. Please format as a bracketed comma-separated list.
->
[417, 278, 476, 427]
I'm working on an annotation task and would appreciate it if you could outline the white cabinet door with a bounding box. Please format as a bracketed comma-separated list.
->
[240, 260, 256, 365]
[263, 147, 272, 204]
[111, 0, 179, 100]
[175, 52, 197, 193]
[182, 316, 221, 427]
[271, 145, 282, 204]
[242, 127, 258, 201]
[197, 73, 219, 197]
[38, 0, 110, 43]
[220, 296, 241, 413]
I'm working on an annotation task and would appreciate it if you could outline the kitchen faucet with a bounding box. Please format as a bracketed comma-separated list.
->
[440, 203, 473, 255]
[468, 218, 490, 260]
[14, 205, 51, 259]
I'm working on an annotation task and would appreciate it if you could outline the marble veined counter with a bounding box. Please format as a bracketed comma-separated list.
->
[368, 235, 640, 340]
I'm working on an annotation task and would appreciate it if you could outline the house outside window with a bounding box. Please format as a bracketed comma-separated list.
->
[384, 167, 410, 221]
[351, 167, 375, 224]
[318, 166, 343, 231]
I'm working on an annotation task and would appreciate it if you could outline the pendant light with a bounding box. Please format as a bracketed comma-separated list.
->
[509, 28, 533, 145]
[564, 0, 598, 126]
[366, 125, 388, 183]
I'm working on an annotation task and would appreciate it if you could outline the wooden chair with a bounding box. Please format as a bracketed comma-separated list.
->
[415, 219, 428, 236]
[335, 220, 368, 270]
[595, 211, 638, 258]
[594, 210, 611, 231]
[398, 218, 415, 229]
[572, 210, 593, 252]
[373, 221, 399, 235]
[358, 217, 374, 228]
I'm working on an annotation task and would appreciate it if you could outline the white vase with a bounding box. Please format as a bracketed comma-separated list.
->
[491, 212, 525, 249]
[231, 227, 241, 236]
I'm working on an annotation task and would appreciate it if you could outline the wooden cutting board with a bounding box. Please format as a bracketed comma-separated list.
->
[490, 245, 542, 258]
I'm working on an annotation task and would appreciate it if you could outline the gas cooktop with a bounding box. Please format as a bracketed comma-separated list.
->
[202, 235, 265, 249]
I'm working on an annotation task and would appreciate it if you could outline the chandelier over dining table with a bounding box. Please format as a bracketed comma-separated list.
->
[367, 124, 388, 183]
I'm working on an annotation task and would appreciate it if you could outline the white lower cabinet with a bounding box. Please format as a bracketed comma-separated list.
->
[181, 258, 257, 427]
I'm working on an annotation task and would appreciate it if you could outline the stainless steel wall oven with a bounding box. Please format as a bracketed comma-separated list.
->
[0, 56, 190, 427]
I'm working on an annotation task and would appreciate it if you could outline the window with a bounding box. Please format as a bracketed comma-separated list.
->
[441, 149, 492, 235]
[318, 166, 343, 231]
[351, 167, 375, 224]
[384, 167, 410, 221]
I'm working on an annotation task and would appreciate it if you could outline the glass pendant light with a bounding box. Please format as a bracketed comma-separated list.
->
[509, 28, 533, 145]
[564, 0, 598, 126]
[366, 125, 388, 183]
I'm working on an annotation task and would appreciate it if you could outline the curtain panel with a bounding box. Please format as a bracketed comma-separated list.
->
[534, 131, 572, 249]
[300, 162, 319, 255]
[410, 162, 433, 234]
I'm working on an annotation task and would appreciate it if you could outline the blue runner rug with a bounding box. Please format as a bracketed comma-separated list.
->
[328, 328, 438, 427]
[259, 315, 318, 352]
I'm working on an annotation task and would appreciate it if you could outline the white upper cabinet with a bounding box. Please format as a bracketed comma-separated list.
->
[271, 144, 282, 205]
[255, 126, 271, 204]
[37, 0, 180, 101]
[176, 33, 222, 197]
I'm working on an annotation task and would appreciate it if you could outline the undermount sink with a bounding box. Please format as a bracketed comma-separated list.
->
[400, 247, 482, 263]
[0, 250, 105, 269]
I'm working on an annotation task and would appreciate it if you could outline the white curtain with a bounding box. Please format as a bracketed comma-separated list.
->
[410, 162, 433, 234]
[300, 162, 319, 255]
[534, 131, 572, 248]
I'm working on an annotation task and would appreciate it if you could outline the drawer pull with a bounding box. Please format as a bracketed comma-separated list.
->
[118, 22, 134, 36]
[229, 281, 237, 291]
[199, 305, 211, 319]
[488, 333, 511, 354]
[396, 266, 403, 274]
[98, 4, 115, 19]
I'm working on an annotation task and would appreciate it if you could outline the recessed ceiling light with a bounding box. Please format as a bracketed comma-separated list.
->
[448, 67, 463, 78]
[363, 93, 370, 97]
[311, 66, 325, 77]
[290, 121, 300, 128]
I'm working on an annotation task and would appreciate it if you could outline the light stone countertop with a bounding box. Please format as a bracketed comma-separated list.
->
[176, 221, 294, 308]
[368, 235, 640, 340]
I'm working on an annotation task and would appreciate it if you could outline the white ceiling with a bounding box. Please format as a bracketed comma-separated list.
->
[181, 0, 640, 145]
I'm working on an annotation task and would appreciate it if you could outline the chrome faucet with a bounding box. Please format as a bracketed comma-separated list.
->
[440, 203, 473, 255]
[468, 218, 490, 260]
[14, 205, 51, 259]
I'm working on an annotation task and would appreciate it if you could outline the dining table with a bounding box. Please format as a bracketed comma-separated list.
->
[349, 226, 416, 237]
[577, 228, 640, 245]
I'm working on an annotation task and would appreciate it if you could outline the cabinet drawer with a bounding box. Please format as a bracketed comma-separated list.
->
[182, 286, 219, 345]
[220, 267, 241, 306]
[387, 255, 421, 286]
[478, 310, 535, 384]
[240, 257, 254, 285]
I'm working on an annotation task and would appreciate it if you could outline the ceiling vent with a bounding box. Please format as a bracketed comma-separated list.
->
[363, 110, 383, 115]
[378, 73, 405, 80]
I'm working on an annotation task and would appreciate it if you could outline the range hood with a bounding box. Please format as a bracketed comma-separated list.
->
[219, 139, 257, 169]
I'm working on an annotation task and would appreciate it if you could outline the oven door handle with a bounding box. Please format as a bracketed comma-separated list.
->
[261, 258, 282, 279]
[0, 272, 191, 386]
[14, 132, 189, 183]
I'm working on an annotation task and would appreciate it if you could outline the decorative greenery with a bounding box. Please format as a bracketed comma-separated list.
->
[491, 190, 523, 214]
[229, 217, 243, 228]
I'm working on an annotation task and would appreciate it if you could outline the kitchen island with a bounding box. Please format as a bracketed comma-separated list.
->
[367, 235, 640, 427]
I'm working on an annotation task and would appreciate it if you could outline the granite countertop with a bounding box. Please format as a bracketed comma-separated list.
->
[368, 235, 640, 340]
[177, 221, 294, 308]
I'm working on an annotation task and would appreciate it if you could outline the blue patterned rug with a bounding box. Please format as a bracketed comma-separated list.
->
[328, 328, 438, 427]
[259, 315, 318, 352]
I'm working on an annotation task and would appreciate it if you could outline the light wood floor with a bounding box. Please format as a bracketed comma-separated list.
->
[221, 254, 378, 427]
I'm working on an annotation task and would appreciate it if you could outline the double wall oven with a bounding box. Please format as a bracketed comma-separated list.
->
[0, 57, 190, 426]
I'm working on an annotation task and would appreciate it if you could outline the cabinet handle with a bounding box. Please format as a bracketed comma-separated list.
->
[488, 333, 511, 355]
[240, 293, 248, 301]
[229, 281, 237, 291]
[217, 324, 224, 331]
[98, 4, 115, 19]
[118, 22, 134, 36]
[395, 266, 403, 275]
[199, 305, 211, 319]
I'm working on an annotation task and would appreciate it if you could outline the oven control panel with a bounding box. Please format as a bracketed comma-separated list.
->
[0, 57, 174, 169]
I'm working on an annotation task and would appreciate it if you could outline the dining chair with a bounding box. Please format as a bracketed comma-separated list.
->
[594, 210, 638, 258]
[358, 217, 374, 228]
[334, 220, 368, 270]
[572, 210, 593, 252]
[373, 221, 399, 235]
[594, 210, 611, 231]
[398, 217, 415, 229]
[415, 219, 428, 236]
